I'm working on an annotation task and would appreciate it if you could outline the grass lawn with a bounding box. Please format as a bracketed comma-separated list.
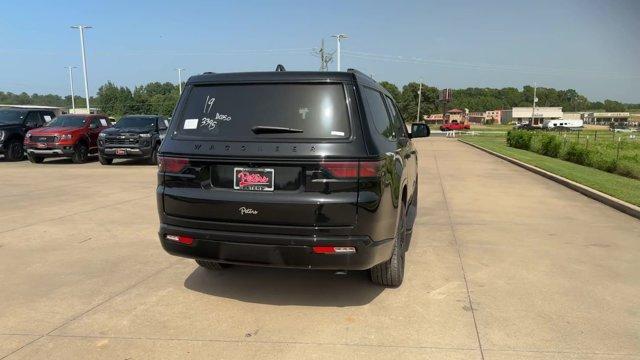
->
[460, 135, 640, 206]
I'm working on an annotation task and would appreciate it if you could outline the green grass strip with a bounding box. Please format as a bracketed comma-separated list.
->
[461, 135, 640, 206]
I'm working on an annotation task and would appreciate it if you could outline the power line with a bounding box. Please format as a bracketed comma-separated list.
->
[341, 50, 640, 80]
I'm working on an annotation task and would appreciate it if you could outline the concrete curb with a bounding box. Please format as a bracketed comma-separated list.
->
[459, 139, 640, 220]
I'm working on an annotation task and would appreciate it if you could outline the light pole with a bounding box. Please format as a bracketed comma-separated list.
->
[416, 80, 423, 122]
[175, 68, 185, 94]
[331, 34, 347, 71]
[66, 66, 77, 111]
[531, 81, 538, 126]
[71, 25, 92, 112]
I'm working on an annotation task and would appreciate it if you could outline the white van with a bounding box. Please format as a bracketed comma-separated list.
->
[543, 119, 584, 130]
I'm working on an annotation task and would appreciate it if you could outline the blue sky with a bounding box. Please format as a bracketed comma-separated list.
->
[1, 0, 639, 102]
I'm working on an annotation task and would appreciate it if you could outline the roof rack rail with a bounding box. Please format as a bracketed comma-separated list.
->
[275, 64, 286, 71]
[202, 72, 215, 75]
[347, 68, 367, 77]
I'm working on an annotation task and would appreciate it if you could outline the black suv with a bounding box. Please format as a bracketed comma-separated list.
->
[156, 69, 430, 286]
[0, 108, 55, 161]
[98, 115, 168, 165]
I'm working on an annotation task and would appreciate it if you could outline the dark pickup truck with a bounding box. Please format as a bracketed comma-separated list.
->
[156, 68, 430, 286]
[0, 108, 56, 161]
[98, 115, 168, 165]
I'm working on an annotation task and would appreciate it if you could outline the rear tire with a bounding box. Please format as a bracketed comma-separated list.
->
[27, 153, 44, 163]
[4, 140, 24, 161]
[147, 144, 158, 165]
[71, 143, 88, 164]
[370, 201, 407, 287]
[196, 259, 230, 270]
[99, 155, 113, 165]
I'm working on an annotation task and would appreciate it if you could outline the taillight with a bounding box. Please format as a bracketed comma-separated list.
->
[312, 246, 356, 254]
[166, 234, 194, 245]
[321, 161, 382, 179]
[158, 156, 189, 174]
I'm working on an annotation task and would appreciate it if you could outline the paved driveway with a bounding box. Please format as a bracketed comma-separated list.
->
[0, 138, 638, 359]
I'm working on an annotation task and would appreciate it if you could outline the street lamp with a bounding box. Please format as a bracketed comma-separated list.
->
[175, 68, 185, 94]
[70, 25, 92, 112]
[416, 79, 423, 122]
[66, 66, 77, 111]
[331, 34, 348, 71]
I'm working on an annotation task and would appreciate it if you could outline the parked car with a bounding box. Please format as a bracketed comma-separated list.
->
[609, 122, 638, 132]
[98, 115, 168, 165]
[156, 69, 430, 287]
[513, 123, 538, 131]
[440, 120, 470, 131]
[24, 114, 110, 163]
[0, 108, 55, 161]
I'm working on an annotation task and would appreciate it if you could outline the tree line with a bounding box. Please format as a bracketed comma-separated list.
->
[379, 81, 638, 123]
[0, 81, 180, 118]
[1, 81, 638, 122]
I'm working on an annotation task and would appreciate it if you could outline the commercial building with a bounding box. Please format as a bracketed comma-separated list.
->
[424, 113, 444, 124]
[467, 110, 503, 124]
[445, 108, 466, 123]
[502, 107, 563, 126]
[583, 112, 630, 125]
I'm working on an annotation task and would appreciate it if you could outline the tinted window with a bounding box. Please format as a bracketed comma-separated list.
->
[362, 87, 394, 140]
[25, 112, 42, 126]
[385, 96, 407, 138]
[0, 110, 27, 125]
[115, 116, 157, 130]
[46, 116, 86, 127]
[177, 84, 350, 140]
[90, 118, 102, 128]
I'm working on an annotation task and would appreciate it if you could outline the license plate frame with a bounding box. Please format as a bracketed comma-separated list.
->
[233, 167, 275, 191]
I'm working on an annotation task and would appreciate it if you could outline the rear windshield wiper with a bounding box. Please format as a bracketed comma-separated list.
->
[251, 126, 303, 134]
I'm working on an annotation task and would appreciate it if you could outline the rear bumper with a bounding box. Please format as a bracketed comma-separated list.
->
[159, 223, 394, 270]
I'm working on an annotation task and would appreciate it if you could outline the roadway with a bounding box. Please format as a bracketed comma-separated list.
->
[0, 137, 638, 359]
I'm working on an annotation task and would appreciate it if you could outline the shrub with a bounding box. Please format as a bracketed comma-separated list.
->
[586, 152, 618, 173]
[614, 160, 640, 180]
[506, 130, 533, 150]
[537, 133, 562, 157]
[560, 142, 589, 165]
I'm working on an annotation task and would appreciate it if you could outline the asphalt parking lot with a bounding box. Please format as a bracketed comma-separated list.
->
[0, 137, 639, 359]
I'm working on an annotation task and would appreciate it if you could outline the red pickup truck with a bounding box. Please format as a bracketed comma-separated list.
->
[440, 120, 470, 131]
[24, 114, 111, 163]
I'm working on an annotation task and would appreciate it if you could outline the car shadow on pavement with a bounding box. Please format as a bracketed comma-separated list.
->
[184, 266, 385, 307]
[40, 157, 99, 164]
[110, 159, 155, 166]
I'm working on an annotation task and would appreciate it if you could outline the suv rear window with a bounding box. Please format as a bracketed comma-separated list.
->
[176, 84, 350, 140]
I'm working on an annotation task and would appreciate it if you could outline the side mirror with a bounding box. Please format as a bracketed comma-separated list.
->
[410, 123, 430, 138]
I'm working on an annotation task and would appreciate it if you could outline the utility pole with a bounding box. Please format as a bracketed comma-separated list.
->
[416, 80, 423, 122]
[312, 39, 334, 71]
[66, 66, 77, 111]
[175, 68, 185, 94]
[332, 34, 347, 71]
[531, 82, 538, 126]
[71, 25, 92, 112]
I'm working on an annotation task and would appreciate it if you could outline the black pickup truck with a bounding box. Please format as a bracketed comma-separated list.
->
[0, 108, 56, 161]
[98, 115, 168, 165]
